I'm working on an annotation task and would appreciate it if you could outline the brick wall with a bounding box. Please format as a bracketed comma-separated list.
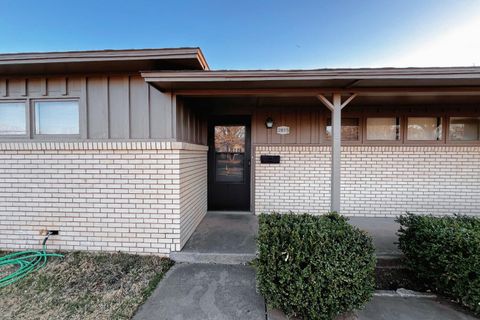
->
[254, 145, 480, 217]
[254, 145, 331, 214]
[342, 145, 480, 216]
[179, 150, 208, 247]
[0, 141, 208, 255]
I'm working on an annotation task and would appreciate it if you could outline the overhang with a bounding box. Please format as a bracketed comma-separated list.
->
[141, 67, 480, 95]
[0, 48, 209, 75]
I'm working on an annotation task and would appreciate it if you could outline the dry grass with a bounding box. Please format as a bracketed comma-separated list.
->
[0, 251, 173, 320]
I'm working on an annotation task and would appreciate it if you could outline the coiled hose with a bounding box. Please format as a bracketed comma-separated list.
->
[0, 232, 64, 288]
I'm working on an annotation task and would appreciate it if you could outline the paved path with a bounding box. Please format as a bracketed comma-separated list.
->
[357, 296, 478, 320]
[135, 212, 477, 320]
[134, 263, 265, 320]
[135, 262, 478, 320]
[170, 212, 258, 264]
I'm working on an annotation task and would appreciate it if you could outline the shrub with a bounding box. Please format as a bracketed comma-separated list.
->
[255, 212, 376, 320]
[397, 213, 480, 315]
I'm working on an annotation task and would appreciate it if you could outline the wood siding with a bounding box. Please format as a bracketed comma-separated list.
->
[176, 97, 208, 145]
[0, 75, 174, 140]
[181, 97, 480, 145]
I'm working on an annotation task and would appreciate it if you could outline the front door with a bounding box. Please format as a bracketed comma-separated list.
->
[208, 116, 251, 211]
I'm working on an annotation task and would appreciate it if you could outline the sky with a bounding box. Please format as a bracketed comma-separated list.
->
[0, 0, 479, 70]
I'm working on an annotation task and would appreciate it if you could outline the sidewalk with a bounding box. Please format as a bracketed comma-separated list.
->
[134, 263, 478, 320]
[134, 212, 477, 320]
[133, 263, 265, 320]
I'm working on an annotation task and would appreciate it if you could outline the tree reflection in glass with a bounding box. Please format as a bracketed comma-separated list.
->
[214, 126, 245, 183]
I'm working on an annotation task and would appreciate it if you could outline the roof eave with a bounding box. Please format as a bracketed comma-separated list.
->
[141, 68, 480, 93]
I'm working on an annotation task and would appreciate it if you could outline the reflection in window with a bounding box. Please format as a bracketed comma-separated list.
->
[35, 101, 79, 135]
[366, 117, 400, 140]
[449, 117, 480, 141]
[326, 118, 360, 141]
[214, 126, 245, 152]
[215, 153, 245, 183]
[215, 126, 245, 183]
[0, 102, 26, 135]
[407, 117, 442, 141]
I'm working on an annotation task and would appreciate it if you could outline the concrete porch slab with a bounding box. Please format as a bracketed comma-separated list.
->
[171, 211, 258, 264]
[172, 213, 401, 264]
[348, 217, 401, 257]
[133, 263, 266, 320]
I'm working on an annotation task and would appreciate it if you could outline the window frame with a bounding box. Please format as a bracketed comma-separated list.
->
[447, 115, 480, 144]
[322, 114, 363, 145]
[31, 99, 81, 139]
[0, 100, 29, 139]
[405, 115, 446, 144]
[363, 116, 403, 145]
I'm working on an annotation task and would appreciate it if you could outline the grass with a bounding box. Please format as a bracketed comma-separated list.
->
[0, 251, 173, 320]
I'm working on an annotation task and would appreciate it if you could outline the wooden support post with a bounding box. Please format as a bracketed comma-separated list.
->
[317, 93, 356, 213]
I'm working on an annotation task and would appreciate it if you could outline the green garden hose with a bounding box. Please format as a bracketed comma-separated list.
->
[0, 232, 63, 288]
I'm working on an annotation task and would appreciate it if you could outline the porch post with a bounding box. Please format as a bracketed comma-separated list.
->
[317, 93, 356, 213]
[330, 94, 342, 212]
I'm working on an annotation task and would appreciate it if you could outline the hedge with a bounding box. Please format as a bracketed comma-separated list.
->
[255, 212, 376, 320]
[397, 213, 480, 315]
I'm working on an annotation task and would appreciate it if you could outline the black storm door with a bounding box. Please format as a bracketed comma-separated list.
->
[208, 116, 251, 211]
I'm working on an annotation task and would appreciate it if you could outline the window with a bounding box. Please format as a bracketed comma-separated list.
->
[214, 126, 245, 183]
[366, 117, 400, 141]
[0, 102, 26, 135]
[449, 117, 480, 141]
[34, 101, 79, 135]
[407, 117, 442, 141]
[326, 118, 360, 141]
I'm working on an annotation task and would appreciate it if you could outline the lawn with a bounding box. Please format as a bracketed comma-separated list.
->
[0, 251, 173, 320]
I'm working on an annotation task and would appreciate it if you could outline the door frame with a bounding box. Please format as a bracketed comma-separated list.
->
[207, 115, 252, 211]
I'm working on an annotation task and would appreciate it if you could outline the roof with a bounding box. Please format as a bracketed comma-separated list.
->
[0, 48, 209, 75]
[141, 67, 480, 94]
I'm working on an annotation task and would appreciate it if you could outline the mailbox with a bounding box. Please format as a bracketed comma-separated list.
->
[260, 155, 280, 164]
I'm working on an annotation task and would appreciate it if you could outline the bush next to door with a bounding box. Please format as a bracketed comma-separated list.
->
[397, 213, 480, 315]
[255, 212, 376, 320]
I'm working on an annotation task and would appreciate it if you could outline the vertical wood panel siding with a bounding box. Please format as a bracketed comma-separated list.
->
[129, 76, 150, 138]
[253, 106, 325, 144]
[0, 75, 174, 140]
[176, 98, 208, 145]
[87, 77, 109, 138]
[109, 76, 130, 138]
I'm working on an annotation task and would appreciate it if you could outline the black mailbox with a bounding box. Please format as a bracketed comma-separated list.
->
[260, 155, 280, 164]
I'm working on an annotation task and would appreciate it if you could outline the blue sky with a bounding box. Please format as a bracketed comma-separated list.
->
[1, 0, 479, 69]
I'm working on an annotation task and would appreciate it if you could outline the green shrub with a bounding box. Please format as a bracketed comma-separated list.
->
[255, 212, 376, 320]
[397, 213, 480, 315]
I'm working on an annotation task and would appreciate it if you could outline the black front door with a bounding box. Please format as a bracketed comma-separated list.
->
[208, 116, 251, 211]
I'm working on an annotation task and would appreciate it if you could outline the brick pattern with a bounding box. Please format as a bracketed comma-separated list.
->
[179, 150, 208, 247]
[254, 145, 480, 217]
[254, 145, 331, 214]
[342, 146, 480, 217]
[0, 141, 208, 255]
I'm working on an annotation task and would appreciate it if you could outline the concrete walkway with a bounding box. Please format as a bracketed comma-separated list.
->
[135, 212, 477, 320]
[348, 216, 401, 257]
[356, 296, 478, 320]
[135, 263, 478, 320]
[134, 263, 265, 320]
[170, 211, 258, 264]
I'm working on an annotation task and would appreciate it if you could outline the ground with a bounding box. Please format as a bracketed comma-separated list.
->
[0, 251, 173, 320]
[136, 212, 479, 320]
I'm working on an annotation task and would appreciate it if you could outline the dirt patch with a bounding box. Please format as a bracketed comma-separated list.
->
[0, 251, 173, 320]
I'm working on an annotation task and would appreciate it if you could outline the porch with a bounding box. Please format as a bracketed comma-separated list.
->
[172, 211, 400, 264]
[143, 68, 480, 216]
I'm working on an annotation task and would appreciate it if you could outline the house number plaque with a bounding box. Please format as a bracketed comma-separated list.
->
[276, 126, 290, 135]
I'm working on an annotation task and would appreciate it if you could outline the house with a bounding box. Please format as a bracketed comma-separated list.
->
[0, 47, 479, 255]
